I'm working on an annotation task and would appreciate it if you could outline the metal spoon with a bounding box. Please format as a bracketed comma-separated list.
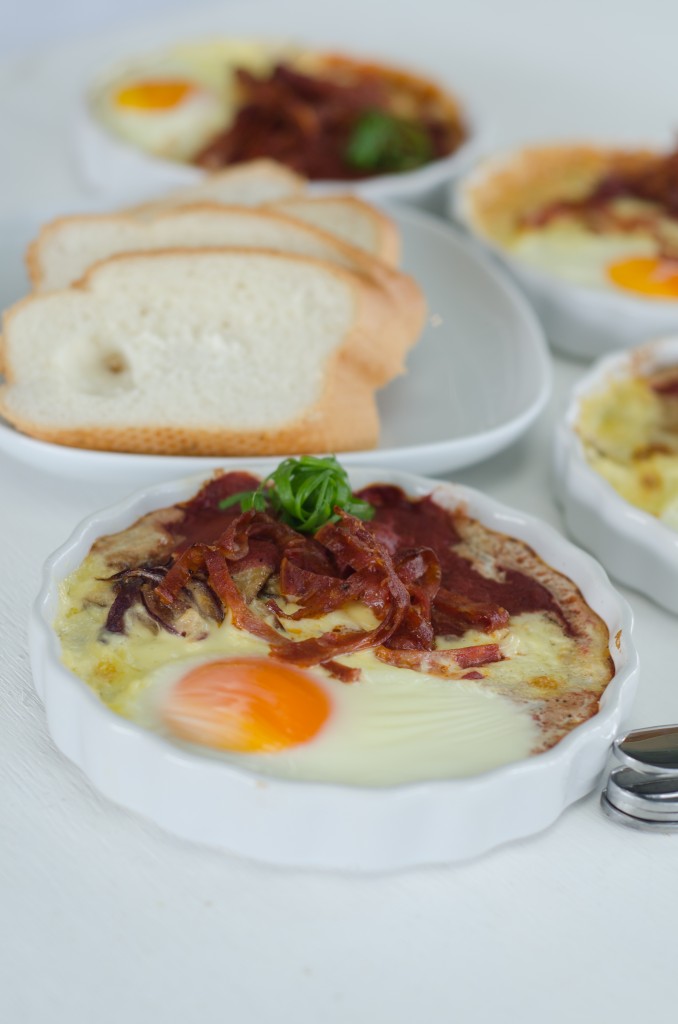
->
[614, 724, 678, 775]
[601, 725, 678, 831]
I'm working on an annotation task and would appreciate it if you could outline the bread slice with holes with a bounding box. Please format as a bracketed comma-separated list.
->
[268, 196, 400, 266]
[25, 204, 425, 360]
[0, 249, 410, 456]
[132, 159, 305, 215]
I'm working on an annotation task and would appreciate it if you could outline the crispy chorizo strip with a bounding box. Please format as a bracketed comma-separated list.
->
[204, 548, 283, 647]
[384, 548, 441, 651]
[375, 644, 503, 675]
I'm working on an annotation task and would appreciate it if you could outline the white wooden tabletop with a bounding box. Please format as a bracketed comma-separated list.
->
[2, 2, 678, 1021]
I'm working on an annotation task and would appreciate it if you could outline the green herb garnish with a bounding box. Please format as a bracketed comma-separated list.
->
[218, 455, 375, 533]
[345, 109, 434, 173]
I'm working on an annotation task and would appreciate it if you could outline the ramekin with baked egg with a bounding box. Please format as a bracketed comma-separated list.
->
[456, 143, 678, 357]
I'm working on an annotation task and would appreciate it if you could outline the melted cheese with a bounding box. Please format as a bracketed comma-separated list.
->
[578, 374, 678, 527]
[54, 545, 611, 785]
[92, 40, 293, 161]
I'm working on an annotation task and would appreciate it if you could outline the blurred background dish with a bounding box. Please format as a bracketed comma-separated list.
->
[555, 336, 678, 613]
[454, 144, 678, 358]
[78, 38, 481, 203]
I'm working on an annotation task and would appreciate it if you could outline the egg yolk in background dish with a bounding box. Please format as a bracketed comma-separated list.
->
[608, 256, 678, 298]
[161, 658, 332, 753]
[115, 79, 198, 111]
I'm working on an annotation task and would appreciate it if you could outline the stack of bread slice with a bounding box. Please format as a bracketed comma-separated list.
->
[0, 159, 424, 456]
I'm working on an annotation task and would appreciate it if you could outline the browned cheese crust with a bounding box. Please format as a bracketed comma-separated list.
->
[465, 143, 659, 245]
[449, 508, 614, 753]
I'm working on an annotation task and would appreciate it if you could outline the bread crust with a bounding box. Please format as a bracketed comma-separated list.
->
[267, 195, 401, 267]
[129, 159, 306, 216]
[1, 247, 411, 456]
[28, 201, 397, 291]
[0, 364, 380, 456]
[463, 143, 660, 245]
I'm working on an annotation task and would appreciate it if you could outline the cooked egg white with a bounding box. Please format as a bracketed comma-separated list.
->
[578, 374, 678, 526]
[91, 39, 295, 161]
[506, 194, 678, 298]
[54, 546, 610, 786]
[510, 222, 657, 290]
[130, 650, 538, 785]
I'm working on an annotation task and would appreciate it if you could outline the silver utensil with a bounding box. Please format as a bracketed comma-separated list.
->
[601, 725, 678, 830]
[614, 725, 678, 775]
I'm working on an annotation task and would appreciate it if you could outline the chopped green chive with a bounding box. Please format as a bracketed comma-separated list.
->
[218, 455, 375, 533]
[345, 109, 434, 173]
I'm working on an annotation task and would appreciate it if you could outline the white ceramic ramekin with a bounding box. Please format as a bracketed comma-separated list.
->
[453, 148, 678, 360]
[555, 336, 678, 613]
[30, 466, 638, 870]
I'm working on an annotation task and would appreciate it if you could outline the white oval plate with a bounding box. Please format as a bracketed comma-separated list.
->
[0, 205, 550, 487]
[555, 336, 678, 613]
[453, 149, 678, 360]
[31, 465, 638, 871]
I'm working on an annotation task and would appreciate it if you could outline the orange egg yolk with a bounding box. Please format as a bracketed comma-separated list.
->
[607, 256, 678, 298]
[161, 658, 331, 754]
[115, 79, 197, 112]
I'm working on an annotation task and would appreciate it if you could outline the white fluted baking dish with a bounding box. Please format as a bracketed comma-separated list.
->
[555, 336, 678, 613]
[30, 466, 638, 870]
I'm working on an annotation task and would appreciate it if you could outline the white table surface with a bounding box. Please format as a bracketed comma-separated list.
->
[2, 2, 678, 1021]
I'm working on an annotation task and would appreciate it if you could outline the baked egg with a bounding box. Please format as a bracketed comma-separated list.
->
[89, 40, 467, 179]
[54, 467, 614, 787]
[511, 221, 678, 298]
[56, 560, 543, 785]
[464, 144, 678, 300]
[90, 40, 289, 161]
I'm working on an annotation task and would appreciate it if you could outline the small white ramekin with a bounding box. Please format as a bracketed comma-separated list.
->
[453, 148, 678, 360]
[31, 466, 638, 870]
[555, 336, 678, 612]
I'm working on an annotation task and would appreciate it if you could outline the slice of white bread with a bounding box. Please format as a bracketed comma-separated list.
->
[25, 205, 425, 363]
[268, 196, 401, 267]
[132, 160, 305, 216]
[29, 204, 389, 292]
[0, 249, 408, 456]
